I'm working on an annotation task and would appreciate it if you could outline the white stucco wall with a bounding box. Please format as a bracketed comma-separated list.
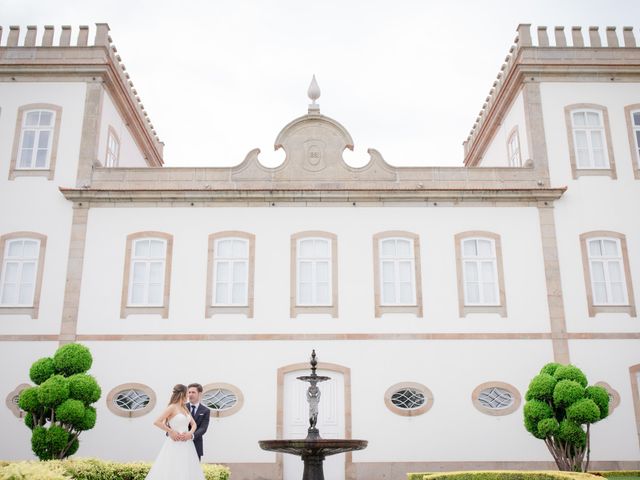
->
[76, 205, 549, 334]
[97, 88, 147, 167]
[478, 89, 530, 167]
[0, 82, 86, 334]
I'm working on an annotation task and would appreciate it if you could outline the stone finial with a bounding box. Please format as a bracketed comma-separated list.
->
[589, 26, 601, 47]
[25, 26, 37, 47]
[537, 26, 549, 47]
[606, 26, 619, 47]
[95, 23, 110, 46]
[42, 25, 54, 46]
[554, 26, 566, 47]
[517, 24, 532, 47]
[8, 26, 20, 47]
[623, 27, 636, 48]
[60, 25, 71, 46]
[571, 27, 584, 47]
[308, 74, 321, 114]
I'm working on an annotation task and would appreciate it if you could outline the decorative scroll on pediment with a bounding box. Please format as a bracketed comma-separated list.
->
[231, 113, 396, 182]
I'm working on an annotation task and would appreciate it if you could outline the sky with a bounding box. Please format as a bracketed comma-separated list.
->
[3, 0, 639, 168]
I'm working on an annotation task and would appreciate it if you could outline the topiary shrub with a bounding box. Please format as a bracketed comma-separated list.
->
[523, 363, 609, 472]
[18, 343, 101, 460]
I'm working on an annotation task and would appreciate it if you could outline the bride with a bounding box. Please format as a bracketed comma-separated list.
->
[146, 384, 205, 480]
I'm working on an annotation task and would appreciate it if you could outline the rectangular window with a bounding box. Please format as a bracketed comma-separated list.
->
[128, 238, 166, 306]
[507, 129, 522, 167]
[0, 239, 40, 306]
[461, 238, 499, 306]
[571, 110, 608, 169]
[587, 238, 628, 305]
[632, 110, 640, 168]
[105, 129, 120, 167]
[379, 238, 416, 305]
[213, 238, 249, 306]
[18, 110, 55, 170]
[296, 238, 331, 306]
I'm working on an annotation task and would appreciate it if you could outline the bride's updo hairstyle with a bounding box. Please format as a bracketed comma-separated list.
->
[169, 384, 187, 405]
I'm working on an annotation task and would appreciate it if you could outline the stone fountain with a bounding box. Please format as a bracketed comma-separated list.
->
[259, 350, 367, 480]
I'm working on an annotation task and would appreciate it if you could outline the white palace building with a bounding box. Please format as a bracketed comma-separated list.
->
[0, 23, 639, 480]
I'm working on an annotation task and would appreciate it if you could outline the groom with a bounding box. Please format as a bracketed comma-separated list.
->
[179, 383, 210, 461]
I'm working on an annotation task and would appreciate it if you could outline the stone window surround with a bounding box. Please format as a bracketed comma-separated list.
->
[630, 364, 640, 449]
[104, 125, 121, 167]
[506, 126, 522, 167]
[564, 104, 617, 179]
[372, 231, 423, 318]
[290, 231, 338, 318]
[384, 381, 434, 417]
[120, 232, 173, 319]
[201, 382, 244, 418]
[594, 381, 621, 415]
[579, 231, 636, 318]
[6, 383, 31, 419]
[454, 231, 508, 318]
[624, 104, 640, 180]
[9, 103, 63, 180]
[0, 232, 47, 318]
[205, 232, 255, 318]
[105, 382, 157, 418]
[471, 381, 522, 416]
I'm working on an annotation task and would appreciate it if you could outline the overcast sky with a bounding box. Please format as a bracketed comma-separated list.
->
[4, 0, 639, 168]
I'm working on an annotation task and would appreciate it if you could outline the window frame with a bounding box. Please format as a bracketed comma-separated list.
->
[105, 126, 120, 167]
[564, 104, 617, 179]
[6, 383, 31, 419]
[0, 232, 47, 318]
[105, 382, 157, 418]
[290, 231, 338, 317]
[471, 381, 522, 416]
[9, 104, 62, 180]
[384, 382, 434, 417]
[120, 232, 173, 318]
[455, 231, 507, 317]
[579, 231, 636, 317]
[624, 104, 640, 180]
[206, 232, 255, 318]
[373, 231, 423, 317]
[506, 127, 522, 167]
[201, 382, 244, 418]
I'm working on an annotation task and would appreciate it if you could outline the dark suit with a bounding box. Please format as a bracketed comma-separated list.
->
[187, 403, 210, 460]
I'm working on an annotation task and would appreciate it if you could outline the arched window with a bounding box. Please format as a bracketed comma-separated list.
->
[624, 104, 640, 179]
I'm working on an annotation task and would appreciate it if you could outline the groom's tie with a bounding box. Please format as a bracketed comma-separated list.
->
[190, 404, 196, 418]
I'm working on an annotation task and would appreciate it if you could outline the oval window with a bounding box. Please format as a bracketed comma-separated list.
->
[106, 383, 156, 418]
[595, 381, 620, 414]
[6, 384, 31, 419]
[472, 382, 521, 416]
[201, 383, 243, 417]
[384, 382, 433, 416]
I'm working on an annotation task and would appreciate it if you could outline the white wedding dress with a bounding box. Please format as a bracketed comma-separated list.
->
[146, 413, 205, 480]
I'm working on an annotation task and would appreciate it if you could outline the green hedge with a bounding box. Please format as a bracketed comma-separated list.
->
[406, 472, 604, 480]
[0, 458, 230, 480]
[592, 473, 640, 479]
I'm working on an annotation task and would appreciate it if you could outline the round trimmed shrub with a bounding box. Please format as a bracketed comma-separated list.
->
[525, 373, 557, 401]
[31, 427, 50, 460]
[46, 425, 69, 455]
[585, 385, 609, 419]
[553, 379, 584, 408]
[18, 387, 41, 412]
[567, 398, 601, 424]
[523, 399, 554, 423]
[56, 399, 85, 426]
[537, 417, 560, 437]
[24, 412, 34, 430]
[29, 357, 55, 385]
[554, 364, 588, 387]
[68, 373, 101, 404]
[53, 343, 92, 376]
[540, 362, 562, 376]
[66, 438, 80, 456]
[77, 406, 97, 431]
[38, 375, 69, 408]
[558, 419, 586, 447]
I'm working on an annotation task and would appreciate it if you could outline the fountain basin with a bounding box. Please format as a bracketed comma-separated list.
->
[259, 438, 368, 458]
